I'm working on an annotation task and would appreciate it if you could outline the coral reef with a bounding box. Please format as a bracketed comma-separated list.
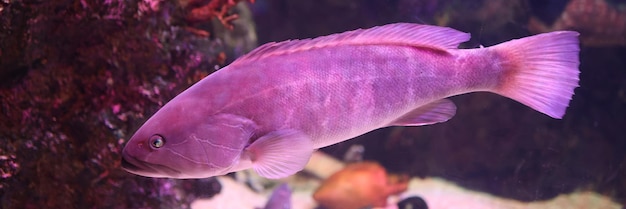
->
[529, 0, 626, 46]
[0, 0, 253, 208]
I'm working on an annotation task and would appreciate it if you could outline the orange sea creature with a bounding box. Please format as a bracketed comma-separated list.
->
[313, 162, 409, 209]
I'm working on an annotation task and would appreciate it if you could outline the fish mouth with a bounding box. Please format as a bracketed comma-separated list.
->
[121, 154, 181, 178]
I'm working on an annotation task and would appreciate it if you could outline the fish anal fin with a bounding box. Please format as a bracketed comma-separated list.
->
[246, 129, 313, 179]
[388, 99, 457, 127]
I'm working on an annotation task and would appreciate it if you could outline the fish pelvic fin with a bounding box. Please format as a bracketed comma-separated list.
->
[491, 31, 580, 119]
[246, 129, 313, 179]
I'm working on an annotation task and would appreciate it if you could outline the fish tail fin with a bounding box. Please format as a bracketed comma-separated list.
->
[490, 31, 580, 119]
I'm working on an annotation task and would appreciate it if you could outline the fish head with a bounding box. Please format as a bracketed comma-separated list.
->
[121, 97, 255, 179]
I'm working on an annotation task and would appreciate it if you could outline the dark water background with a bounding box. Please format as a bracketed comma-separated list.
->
[1, 0, 625, 208]
[252, 0, 626, 203]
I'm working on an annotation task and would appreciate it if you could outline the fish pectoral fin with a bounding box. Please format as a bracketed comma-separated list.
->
[388, 99, 457, 127]
[246, 129, 313, 179]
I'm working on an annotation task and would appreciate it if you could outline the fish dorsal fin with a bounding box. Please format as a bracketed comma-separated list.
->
[234, 23, 470, 63]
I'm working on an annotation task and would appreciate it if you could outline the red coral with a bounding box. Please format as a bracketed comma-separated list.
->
[186, 0, 254, 30]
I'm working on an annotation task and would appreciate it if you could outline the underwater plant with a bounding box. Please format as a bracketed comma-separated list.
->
[0, 0, 252, 208]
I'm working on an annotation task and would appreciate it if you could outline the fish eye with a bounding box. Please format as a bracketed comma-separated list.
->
[149, 134, 165, 149]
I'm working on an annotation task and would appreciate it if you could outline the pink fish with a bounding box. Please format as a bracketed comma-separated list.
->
[264, 183, 292, 209]
[121, 23, 580, 179]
